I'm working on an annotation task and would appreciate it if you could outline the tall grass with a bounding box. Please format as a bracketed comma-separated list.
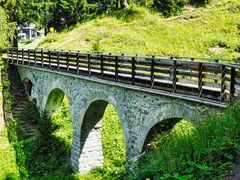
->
[131, 101, 240, 179]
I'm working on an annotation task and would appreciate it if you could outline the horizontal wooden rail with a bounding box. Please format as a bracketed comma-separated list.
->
[5, 48, 240, 106]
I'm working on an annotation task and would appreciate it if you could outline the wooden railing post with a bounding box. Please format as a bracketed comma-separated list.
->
[101, 55, 104, 77]
[230, 67, 236, 100]
[34, 49, 37, 65]
[132, 56, 136, 85]
[198, 63, 203, 98]
[28, 49, 30, 65]
[172, 60, 177, 93]
[48, 50, 51, 68]
[11, 48, 14, 63]
[7, 49, 9, 63]
[115, 56, 119, 82]
[16, 48, 19, 64]
[57, 51, 60, 70]
[76, 51, 80, 74]
[150, 55, 155, 88]
[41, 49, 44, 67]
[220, 65, 226, 102]
[88, 53, 91, 76]
[21, 49, 24, 64]
[66, 51, 69, 72]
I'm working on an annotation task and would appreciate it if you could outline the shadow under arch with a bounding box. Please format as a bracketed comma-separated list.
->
[22, 78, 33, 97]
[45, 88, 69, 116]
[139, 103, 201, 153]
[78, 96, 128, 174]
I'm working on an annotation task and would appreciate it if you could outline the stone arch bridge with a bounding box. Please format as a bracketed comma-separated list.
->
[4, 48, 240, 174]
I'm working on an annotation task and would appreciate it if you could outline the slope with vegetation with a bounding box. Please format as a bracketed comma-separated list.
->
[130, 104, 240, 179]
[39, 0, 240, 60]
[1, 0, 240, 179]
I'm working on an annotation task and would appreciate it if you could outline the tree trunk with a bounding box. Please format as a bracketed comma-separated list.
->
[12, 29, 18, 48]
[44, 28, 48, 36]
[116, 0, 119, 9]
[120, 0, 128, 9]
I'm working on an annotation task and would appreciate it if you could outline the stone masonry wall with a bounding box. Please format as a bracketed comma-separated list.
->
[17, 65, 217, 174]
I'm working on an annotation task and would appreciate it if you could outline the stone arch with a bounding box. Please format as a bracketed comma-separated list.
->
[43, 86, 73, 116]
[41, 77, 73, 112]
[138, 102, 201, 153]
[23, 78, 33, 96]
[79, 92, 129, 144]
[19, 70, 36, 86]
[77, 92, 128, 174]
[44, 88, 65, 115]
[19, 70, 36, 101]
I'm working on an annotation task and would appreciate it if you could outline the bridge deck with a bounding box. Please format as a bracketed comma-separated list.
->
[3, 48, 240, 107]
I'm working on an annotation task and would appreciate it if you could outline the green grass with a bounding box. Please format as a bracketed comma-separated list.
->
[4, 96, 126, 179]
[82, 104, 126, 180]
[0, 128, 20, 179]
[130, 102, 240, 179]
[39, 0, 240, 60]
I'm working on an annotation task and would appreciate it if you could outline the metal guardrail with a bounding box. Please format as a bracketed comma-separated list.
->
[5, 48, 240, 106]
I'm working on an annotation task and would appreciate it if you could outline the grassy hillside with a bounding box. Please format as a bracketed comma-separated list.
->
[0, 128, 20, 179]
[39, 0, 240, 60]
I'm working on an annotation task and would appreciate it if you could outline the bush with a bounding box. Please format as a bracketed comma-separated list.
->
[153, 0, 189, 17]
[190, 0, 212, 5]
[20, 102, 40, 124]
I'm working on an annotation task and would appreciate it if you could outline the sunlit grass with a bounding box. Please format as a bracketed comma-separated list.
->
[131, 102, 240, 179]
[80, 104, 126, 179]
[39, 0, 240, 60]
[0, 127, 20, 179]
[51, 96, 73, 149]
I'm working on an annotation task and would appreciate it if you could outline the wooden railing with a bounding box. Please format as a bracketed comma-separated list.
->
[5, 48, 240, 106]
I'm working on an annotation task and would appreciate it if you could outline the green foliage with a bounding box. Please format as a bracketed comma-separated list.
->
[20, 101, 40, 124]
[0, 61, 12, 120]
[0, 128, 20, 179]
[112, 5, 145, 22]
[235, 44, 240, 52]
[6, 119, 18, 143]
[130, 102, 240, 179]
[38, 33, 59, 46]
[153, 0, 189, 17]
[91, 37, 103, 52]
[87, 104, 126, 179]
[190, 0, 211, 5]
[0, 7, 15, 50]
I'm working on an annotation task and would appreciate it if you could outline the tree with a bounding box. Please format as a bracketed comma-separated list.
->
[35, 0, 56, 36]
[0, 0, 39, 47]
[45, 0, 88, 32]
[0, 7, 15, 50]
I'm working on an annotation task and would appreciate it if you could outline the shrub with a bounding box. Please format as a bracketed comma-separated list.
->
[153, 0, 189, 17]
[190, 0, 212, 5]
[235, 45, 240, 52]
[91, 37, 103, 53]
[129, 101, 240, 179]
[19, 101, 40, 124]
